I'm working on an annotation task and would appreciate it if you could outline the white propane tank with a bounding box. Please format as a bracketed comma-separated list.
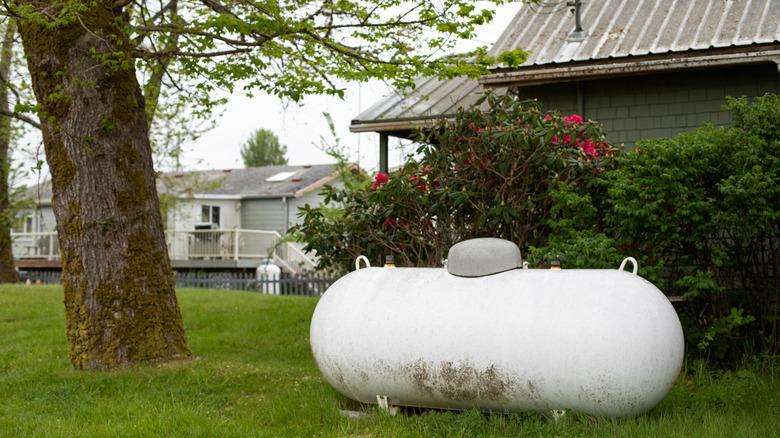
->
[256, 261, 282, 295]
[310, 239, 684, 417]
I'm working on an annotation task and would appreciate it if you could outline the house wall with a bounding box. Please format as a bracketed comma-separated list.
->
[241, 198, 286, 233]
[241, 185, 333, 234]
[512, 63, 780, 147]
[288, 189, 329, 228]
[167, 199, 241, 230]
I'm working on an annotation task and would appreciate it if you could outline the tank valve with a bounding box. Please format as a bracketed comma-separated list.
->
[550, 258, 561, 270]
[384, 255, 396, 268]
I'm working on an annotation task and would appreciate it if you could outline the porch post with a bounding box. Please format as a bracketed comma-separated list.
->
[233, 229, 239, 260]
[379, 133, 389, 174]
[47, 234, 54, 261]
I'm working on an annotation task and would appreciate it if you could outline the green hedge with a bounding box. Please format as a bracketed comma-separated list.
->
[605, 94, 780, 364]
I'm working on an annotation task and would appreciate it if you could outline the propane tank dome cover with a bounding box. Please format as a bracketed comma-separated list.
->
[447, 238, 522, 277]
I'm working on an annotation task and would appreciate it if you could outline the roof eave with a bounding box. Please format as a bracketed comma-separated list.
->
[349, 115, 455, 134]
[481, 46, 780, 87]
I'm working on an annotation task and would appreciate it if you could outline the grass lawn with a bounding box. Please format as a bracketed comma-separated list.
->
[0, 285, 778, 437]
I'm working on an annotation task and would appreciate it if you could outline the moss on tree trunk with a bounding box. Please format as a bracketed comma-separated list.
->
[17, 1, 191, 369]
[0, 21, 19, 284]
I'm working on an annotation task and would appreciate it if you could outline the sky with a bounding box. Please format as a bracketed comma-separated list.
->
[14, 2, 523, 184]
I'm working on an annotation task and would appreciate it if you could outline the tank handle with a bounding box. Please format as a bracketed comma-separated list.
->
[355, 255, 371, 271]
[619, 257, 638, 275]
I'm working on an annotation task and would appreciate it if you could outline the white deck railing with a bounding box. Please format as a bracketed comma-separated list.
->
[11, 229, 316, 272]
[10, 231, 59, 260]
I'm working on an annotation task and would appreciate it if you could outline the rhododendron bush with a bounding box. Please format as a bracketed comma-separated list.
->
[294, 93, 620, 272]
[294, 92, 780, 366]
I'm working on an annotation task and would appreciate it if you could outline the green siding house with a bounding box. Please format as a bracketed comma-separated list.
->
[351, 0, 780, 171]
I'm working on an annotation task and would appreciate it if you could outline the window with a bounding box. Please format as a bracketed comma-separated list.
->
[13, 214, 33, 233]
[200, 205, 221, 227]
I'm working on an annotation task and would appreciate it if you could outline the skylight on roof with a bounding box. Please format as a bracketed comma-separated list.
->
[265, 171, 297, 182]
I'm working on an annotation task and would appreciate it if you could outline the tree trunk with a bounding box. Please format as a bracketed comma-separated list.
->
[0, 21, 19, 283]
[17, 1, 191, 369]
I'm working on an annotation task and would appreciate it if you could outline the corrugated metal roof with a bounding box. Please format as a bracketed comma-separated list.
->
[350, 76, 492, 132]
[351, 0, 780, 131]
[494, 0, 780, 66]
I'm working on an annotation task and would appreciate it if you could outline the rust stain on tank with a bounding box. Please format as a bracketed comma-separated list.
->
[405, 360, 513, 402]
[406, 359, 436, 397]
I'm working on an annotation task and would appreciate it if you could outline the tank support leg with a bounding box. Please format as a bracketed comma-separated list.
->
[548, 409, 567, 422]
[376, 395, 399, 416]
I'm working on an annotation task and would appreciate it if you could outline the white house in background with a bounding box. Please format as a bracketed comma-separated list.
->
[13, 164, 338, 272]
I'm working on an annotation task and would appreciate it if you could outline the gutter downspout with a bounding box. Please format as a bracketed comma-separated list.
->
[577, 81, 585, 118]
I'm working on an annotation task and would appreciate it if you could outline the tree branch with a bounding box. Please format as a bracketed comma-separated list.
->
[0, 108, 41, 129]
[133, 47, 252, 59]
[112, 0, 134, 10]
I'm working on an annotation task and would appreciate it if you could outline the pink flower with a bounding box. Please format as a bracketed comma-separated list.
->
[466, 122, 476, 130]
[551, 135, 559, 144]
[409, 175, 418, 182]
[563, 114, 584, 125]
[543, 114, 552, 121]
[476, 128, 485, 133]
[563, 134, 572, 144]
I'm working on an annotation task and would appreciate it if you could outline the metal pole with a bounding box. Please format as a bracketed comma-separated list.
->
[574, 0, 582, 32]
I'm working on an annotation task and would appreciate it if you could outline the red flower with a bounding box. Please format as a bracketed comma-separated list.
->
[563, 134, 572, 144]
[581, 141, 597, 158]
[551, 135, 559, 144]
[409, 175, 418, 182]
[374, 172, 389, 184]
[466, 122, 476, 130]
[543, 114, 552, 121]
[563, 114, 584, 125]
[383, 218, 397, 227]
